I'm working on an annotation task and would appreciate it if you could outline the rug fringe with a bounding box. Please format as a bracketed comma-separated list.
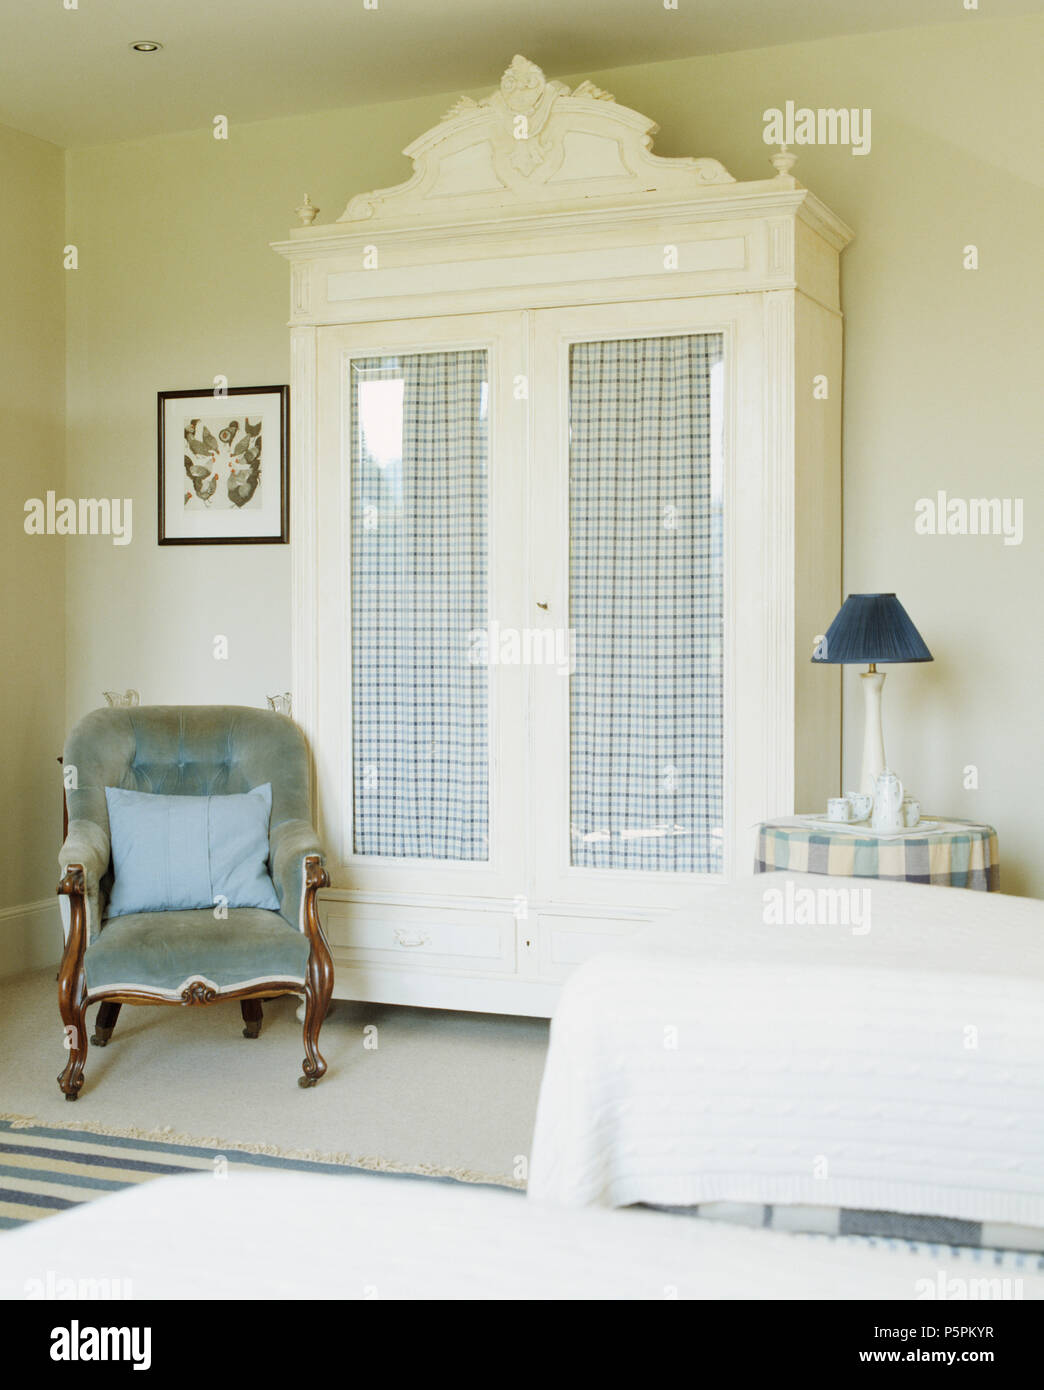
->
[0, 1112, 522, 1190]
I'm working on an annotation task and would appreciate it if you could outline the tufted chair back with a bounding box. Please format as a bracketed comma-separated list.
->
[65, 705, 310, 829]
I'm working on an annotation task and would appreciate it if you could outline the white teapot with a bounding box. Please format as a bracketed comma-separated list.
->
[871, 769, 904, 833]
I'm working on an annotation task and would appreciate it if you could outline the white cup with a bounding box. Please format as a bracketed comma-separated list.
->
[902, 797, 921, 828]
[827, 797, 852, 822]
[846, 791, 872, 821]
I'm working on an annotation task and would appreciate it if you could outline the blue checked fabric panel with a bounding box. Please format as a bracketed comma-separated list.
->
[350, 352, 489, 860]
[569, 333, 725, 873]
[648, 1201, 1044, 1261]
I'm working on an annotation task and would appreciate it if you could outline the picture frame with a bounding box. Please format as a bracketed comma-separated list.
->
[158, 385, 289, 544]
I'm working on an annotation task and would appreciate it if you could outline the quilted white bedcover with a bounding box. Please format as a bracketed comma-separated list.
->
[527, 874, 1044, 1227]
[4, 1169, 1039, 1300]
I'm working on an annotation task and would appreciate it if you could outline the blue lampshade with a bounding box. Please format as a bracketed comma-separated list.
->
[811, 594, 933, 665]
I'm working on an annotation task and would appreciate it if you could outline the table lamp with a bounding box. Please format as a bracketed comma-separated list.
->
[811, 593, 933, 795]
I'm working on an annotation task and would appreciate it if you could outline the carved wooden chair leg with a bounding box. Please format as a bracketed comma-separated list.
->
[58, 988, 89, 1100]
[299, 856, 333, 1088]
[91, 1001, 122, 1047]
[57, 866, 89, 1101]
[241, 998, 263, 1039]
[299, 978, 331, 1087]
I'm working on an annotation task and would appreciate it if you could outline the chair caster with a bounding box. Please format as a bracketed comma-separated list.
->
[240, 1000, 262, 1038]
[298, 1075, 318, 1088]
[58, 1068, 84, 1101]
[91, 1004, 121, 1047]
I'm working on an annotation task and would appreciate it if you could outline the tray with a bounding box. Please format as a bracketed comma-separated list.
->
[797, 815, 944, 839]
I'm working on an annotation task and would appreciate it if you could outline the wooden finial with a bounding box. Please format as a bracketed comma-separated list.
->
[770, 144, 798, 178]
[296, 194, 319, 226]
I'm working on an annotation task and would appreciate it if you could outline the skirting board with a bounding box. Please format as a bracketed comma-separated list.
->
[0, 899, 62, 981]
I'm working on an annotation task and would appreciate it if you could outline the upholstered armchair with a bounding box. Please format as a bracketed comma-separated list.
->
[56, 706, 333, 1099]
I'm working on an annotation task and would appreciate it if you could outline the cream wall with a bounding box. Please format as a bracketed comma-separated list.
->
[63, 89, 473, 721]
[64, 16, 1043, 894]
[0, 122, 66, 974]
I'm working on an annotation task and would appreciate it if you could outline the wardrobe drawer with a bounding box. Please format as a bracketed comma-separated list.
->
[323, 902, 516, 974]
[536, 912, 650, 982]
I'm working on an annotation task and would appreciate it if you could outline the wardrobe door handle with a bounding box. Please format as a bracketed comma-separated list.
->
[394, 929, 430, 949]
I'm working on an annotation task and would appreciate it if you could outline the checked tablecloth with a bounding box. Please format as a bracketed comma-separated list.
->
[755, 818, 999, 891]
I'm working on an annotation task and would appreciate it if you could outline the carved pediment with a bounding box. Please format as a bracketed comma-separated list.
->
[337, 55, 734, 225]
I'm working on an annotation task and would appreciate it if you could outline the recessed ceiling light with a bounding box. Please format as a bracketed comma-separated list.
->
[130, 41, 163, 53]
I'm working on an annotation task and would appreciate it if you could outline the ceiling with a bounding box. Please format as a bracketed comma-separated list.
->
[0, 0, 1038, 148]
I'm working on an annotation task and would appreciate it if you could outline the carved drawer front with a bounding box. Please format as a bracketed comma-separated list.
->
[323, 902, 516, 974]
[536, 913, 650, 983]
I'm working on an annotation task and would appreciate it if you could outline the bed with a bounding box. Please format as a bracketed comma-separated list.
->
[3, 1167, 1038, 1300]
[527, 873, 1044, 1251]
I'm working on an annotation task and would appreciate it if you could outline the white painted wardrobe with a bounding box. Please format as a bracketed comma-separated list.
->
[273, 56, 851, 1016]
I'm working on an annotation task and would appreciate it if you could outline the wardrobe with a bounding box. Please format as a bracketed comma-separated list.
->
[273, 56, 851, 1015]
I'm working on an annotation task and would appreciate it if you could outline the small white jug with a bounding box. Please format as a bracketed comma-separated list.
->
[871, 769, 904, 833]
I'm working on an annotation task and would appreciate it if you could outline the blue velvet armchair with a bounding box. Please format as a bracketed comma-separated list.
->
[56, 705, 333, 1099]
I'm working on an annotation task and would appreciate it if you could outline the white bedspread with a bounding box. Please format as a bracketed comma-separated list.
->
[527, 874, 1044, 1225]
[3, 1168, 1037, 1300]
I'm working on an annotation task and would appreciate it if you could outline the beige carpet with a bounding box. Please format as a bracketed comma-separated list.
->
[0, 969, 549, 1185]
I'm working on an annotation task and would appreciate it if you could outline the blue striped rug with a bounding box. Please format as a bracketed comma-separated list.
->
[6, 1117, 1038, 1278]
[0, 1116, 517, 1229]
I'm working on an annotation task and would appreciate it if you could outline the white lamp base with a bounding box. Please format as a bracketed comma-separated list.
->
[859, 668, 887, 795]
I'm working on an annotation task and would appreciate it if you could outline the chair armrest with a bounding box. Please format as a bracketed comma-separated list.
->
[57, 865, 88, 970]
[58, 818, 110, 943]
[270, 818, 328, 931]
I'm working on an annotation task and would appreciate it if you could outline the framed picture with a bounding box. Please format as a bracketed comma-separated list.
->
[158, 385, 289, 544]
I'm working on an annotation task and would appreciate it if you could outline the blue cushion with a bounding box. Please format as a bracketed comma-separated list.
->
[104, 784, 280, 918]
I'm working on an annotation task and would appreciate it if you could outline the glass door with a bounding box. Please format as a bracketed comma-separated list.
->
[567, 331, 725, 875]
[529, 296, 763, 908]
[315, 313, 527, 900]
[349, 349, 491, 862]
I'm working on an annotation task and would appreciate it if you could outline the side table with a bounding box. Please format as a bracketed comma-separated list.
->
[754, 817, 999, 891]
